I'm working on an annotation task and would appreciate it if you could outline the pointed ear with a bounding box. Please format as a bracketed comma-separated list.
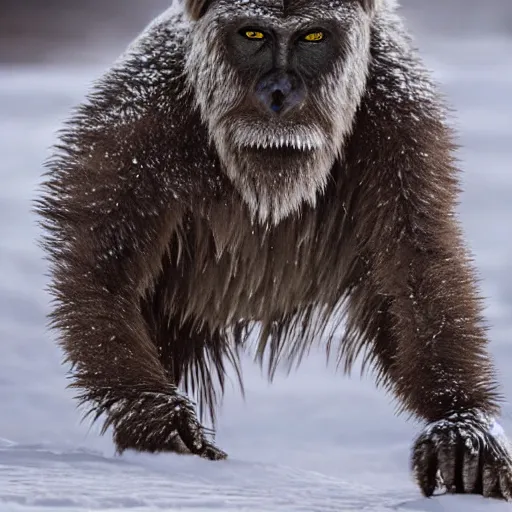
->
[185, 0, 212, 20]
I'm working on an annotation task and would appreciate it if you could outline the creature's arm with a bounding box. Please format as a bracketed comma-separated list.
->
[36, 55, 224, 459]
[344, 17, 512, 498]
[352, 127, 512, 498]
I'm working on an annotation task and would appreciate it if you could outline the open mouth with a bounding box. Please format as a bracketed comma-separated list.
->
[244, 136, 317, 152]
[225, 120, 326, 155]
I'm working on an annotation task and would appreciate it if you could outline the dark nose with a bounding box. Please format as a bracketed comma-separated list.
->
[255, 72, 305, 116]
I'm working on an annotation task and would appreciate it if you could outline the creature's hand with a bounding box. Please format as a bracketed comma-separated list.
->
[412, 411, 512, 500]
[106, 390, 227, 461]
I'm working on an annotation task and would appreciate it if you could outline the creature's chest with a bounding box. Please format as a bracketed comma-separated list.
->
[172, 207, 356, 327]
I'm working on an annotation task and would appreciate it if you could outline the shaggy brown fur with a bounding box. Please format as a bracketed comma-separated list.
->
[36, 0, 512, 501]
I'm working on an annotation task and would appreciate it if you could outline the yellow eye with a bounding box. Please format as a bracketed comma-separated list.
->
[304, 32, 324, 42]
[244, 30, 265, 40]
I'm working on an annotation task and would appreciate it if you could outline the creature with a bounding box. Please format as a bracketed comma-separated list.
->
[36, 0, 512, 500]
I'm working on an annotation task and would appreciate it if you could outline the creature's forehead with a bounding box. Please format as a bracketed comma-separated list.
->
[230, 0, 284, 14]
[213, 0, 358, 19]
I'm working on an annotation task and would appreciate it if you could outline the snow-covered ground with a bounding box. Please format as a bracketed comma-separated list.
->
[0, 27, 511, 512]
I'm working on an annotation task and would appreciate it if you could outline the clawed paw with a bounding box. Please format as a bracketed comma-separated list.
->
[106, 391, 227, 460]
[412, 411, 512, 500]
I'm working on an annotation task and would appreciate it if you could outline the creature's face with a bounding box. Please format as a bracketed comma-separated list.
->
[185, 0, 375, 224]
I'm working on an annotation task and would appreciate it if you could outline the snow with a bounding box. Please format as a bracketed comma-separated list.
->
[1, 31, 512, 512]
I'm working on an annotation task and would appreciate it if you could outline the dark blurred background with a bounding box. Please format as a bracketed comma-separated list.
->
[1, 0, 511, 64]
[0, 0, 169, 64]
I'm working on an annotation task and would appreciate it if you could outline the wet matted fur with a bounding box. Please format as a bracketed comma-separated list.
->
[36, 0, 512, 500]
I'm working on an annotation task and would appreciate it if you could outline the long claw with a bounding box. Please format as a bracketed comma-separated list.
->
[462, 437, 480, 493]
[438, 438, 457, 492]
